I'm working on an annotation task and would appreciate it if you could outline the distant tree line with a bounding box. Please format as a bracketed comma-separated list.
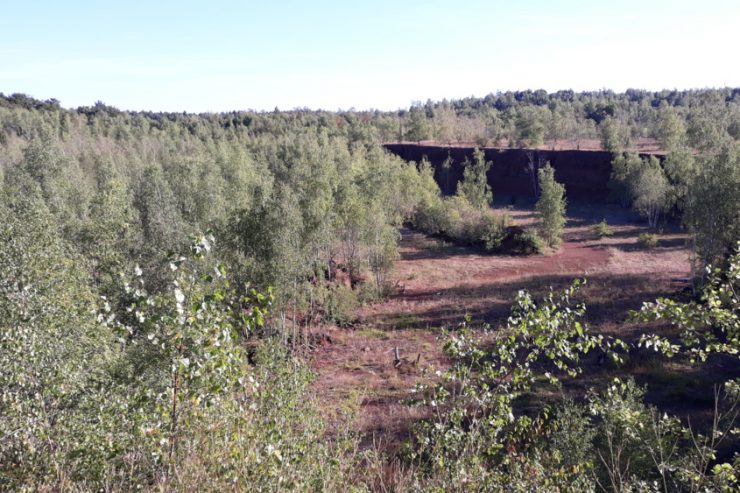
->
[393, 88, 740, 151]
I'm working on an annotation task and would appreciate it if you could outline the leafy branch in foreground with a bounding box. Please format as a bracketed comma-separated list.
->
[100, 233, 273, 472]
[633, 240, 740, 362]
[405, 280, 627, 490]
[403, 276, 740, 491]
[586, 377, 740, 493]
[1, 228, 358, 491]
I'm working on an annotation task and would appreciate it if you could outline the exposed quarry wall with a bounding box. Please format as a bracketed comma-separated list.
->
[384, 143, 622, 202]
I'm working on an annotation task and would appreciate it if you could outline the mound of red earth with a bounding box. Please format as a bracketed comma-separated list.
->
[383, 143, 661, 202]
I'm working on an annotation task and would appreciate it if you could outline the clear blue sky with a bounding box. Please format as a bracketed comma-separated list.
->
[1, 0, 738, 112]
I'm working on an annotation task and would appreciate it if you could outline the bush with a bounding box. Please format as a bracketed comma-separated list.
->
[638, 233, 658, 249]
[405, 282, 626, 491]
[519, 229, 544, 255]
[413, 195, 514, 254]
[591, 219, 614, 238]
[0, 233, 361, 491]
[413, 194, 541, 255]
[413, 195, 466, 240]
[412, 195, 446, 236]
[357, 280, 385, 304]
[474, 212, 508, 252]
[321, 284, 358, 327]
[502, 226, 544, 255]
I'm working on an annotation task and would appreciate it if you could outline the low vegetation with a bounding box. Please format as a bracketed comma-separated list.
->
[639, 232, 659, 249]
[592, 219, 614, 238]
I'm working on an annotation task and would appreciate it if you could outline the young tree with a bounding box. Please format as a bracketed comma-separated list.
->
[631, 156, 670, 229]
[6, 133, 92, 239]
[78, 162, 141, 289]
[456, 147, 492, 209]
[134, 166, 187, 259]
[686, 112, 725, 153]
[515, 106, 547, 147]
[226, 183, 307, 303]
[682, 143, 740, 284]
[432, 104, 457, 144]
[536, 163, 567, 248]
[0, 194, 105, 485]
[335, 181, 369, 286]
[663, 146, 695, 209]
[599, 117, 632, 153]
[407, 104, 432, 142]
[409, 281, 627, 490]
[609, 152, 643, 206]
[655, 104, 686, 151]
[366, 208, 399, 294]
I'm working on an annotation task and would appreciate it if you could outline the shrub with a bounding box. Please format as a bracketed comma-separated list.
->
[405, 282, 627, 491]
[411, 197, 443, 235]
[546, 400, 597, 471]
[474, 212, 508, 252]
[322, 284, 358, 327]
[413, 195, 466, 240]
[638, 233, 658, 249]
[164, 338, 361, 492]
[413, 195, 518, 254]
[501, 226, 544, 255]
[357, 280, 384, 304]
[591, 219, 614, 238]
[519, 229, 544, 255]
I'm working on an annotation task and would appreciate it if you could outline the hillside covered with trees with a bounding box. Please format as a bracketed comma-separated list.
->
[0, 89, 739, 491]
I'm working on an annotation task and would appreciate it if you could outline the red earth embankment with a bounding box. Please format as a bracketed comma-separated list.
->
[383, 143, 661, 202]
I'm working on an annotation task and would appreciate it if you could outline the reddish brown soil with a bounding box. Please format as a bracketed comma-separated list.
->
[310, 326, 444, 441]
[310, 203, 700, 446]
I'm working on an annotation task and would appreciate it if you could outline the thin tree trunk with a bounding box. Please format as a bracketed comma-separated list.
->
[168, 364, 180, 473]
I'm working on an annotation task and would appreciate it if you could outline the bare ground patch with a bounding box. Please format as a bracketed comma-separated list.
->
[310, 203, 706, 447]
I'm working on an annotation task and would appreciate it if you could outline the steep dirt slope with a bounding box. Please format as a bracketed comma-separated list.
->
[384, 143, 661, 201]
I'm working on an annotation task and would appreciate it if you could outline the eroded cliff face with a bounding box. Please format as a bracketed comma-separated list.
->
[384, 143, 624, 202]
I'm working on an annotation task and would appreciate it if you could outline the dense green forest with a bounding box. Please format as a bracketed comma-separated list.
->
[0, 89, 739, 491]
[393, 88, 740, 150]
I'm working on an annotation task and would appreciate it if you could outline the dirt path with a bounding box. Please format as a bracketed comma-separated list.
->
[310, 205, 692, 442]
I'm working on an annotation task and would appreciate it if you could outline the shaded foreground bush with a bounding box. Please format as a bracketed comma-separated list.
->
[0, 224, 359, 491]
[401, 279, 740, 492]
[500, 225, 544, 255]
